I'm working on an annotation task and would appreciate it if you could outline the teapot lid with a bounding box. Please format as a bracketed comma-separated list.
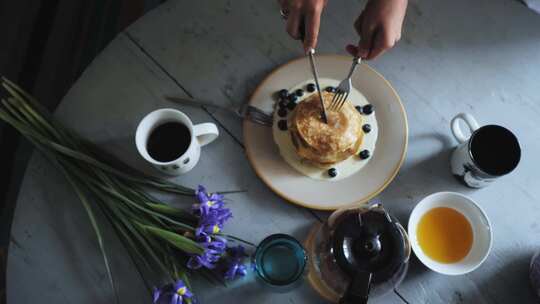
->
[331, 205, 407, 284]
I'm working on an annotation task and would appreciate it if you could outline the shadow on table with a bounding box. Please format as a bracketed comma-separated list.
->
[18, 154, 133, 302]
[378, 133, 475, 284]
[382, 134, 539, 303]
[196, 274, 328, 304]
[376, 132, 476, 292]
[402, 252, 432, 282]
[379, 132, 475, 224]
[194, 221, 328, 304]
[290, 220, 316, 244]
[475, 250, 537, 304]
[93, 134, 168, 178]
[396, 249, 537, 303]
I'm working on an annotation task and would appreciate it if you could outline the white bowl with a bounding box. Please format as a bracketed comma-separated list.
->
[408, 192, 492, 275]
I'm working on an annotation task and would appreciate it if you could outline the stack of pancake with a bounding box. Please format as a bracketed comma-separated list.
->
[289, 91, 364, 168]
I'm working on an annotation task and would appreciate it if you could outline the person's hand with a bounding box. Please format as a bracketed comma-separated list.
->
[346, 0, 408, 60]
[278, 0, 328, 53]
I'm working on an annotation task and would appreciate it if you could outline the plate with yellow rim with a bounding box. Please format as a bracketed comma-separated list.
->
[243, 55, 408, 210]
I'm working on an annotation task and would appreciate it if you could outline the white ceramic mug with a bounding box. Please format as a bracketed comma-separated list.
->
[408, 192, 492, 275]
[135, 108, 219, 175]
[450, 113, 521, 188]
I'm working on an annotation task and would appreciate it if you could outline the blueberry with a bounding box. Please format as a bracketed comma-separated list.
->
[328, 168, 338, 178]
[362, 104, 374, 115]
[295, 89, 304, 97]
[355, 105, 362, 113]
[359, 150, 370, 160]
[288, 94, 298, 103]
[287, 101, 297, 110]
[362, 124, 372, 133]
[278, 120, 288, 131]
[278, 108, 288, 117]
[325, 86, 336, 93]
[278, 89, 288, 99]
[278, 99, 288, 108]
[306, 83, 316, 92]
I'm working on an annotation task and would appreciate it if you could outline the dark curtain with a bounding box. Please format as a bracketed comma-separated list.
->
[0, 1, 164, 302]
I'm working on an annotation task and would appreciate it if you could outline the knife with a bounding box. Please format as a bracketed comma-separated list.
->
[164, 95, 234, 113]
[299, 18, 328, 124]
[307, 48, 328, 124]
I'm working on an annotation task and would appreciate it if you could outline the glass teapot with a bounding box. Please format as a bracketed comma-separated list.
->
[305, 204, 410, 303]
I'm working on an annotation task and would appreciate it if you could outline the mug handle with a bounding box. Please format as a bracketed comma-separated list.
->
[451, 113, 480, 144]
[193, 123, 219, 146]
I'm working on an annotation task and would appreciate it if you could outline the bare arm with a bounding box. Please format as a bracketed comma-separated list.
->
[279, 0, 328, 53]
[346, 0, 408, 60]
[279, 0, 408, 59]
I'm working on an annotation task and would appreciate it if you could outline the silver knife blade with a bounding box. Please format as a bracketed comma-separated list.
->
[164, 96, 236, 114]
[307, 49, 328, 124]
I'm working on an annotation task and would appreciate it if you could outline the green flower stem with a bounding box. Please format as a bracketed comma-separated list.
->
[0, 77, 254, 299]
[57, 163, 119, 304]
[141, 225, 204, 255]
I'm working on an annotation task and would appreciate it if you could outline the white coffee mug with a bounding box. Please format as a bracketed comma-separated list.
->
[135, 108, 219, 175]
[450, 113, 521, 188]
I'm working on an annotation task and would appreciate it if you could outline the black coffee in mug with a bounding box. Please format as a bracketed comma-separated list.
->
[146, 122, 191, 162]
[470, 125, 521, 176]
[451, 113, 521, 188]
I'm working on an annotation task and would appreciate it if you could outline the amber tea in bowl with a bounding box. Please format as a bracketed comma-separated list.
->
[417, 207, 473, 264]
[408, 192, 492, 275]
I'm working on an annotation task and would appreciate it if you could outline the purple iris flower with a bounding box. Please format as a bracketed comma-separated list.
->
[152, 287, 161, 303]
[188, 186, 233, 270]
[192, 185, 232, 238]
[152, 280, 193, 304]
[195, 209, 232, 237]
[187, 234, 227, 270]
[223, 245, 248, 280]
[193, 185, 226, 215]
[170, 280, 193, 304]
[201, 234, 228, 252]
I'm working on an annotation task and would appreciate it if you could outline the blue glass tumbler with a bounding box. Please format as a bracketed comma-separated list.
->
[253, 233, 307, 290]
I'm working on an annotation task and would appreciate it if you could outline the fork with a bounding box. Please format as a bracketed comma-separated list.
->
[236, 104, 273, 126]
[165, 96, 273, 126]
[328, 57, 362, 112]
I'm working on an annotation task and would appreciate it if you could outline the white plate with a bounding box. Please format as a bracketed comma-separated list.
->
[244, 55, 408, 210]
[272, 78, 378, 181]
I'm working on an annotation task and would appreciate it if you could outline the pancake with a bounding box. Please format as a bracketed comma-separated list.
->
[289, 91, 364, 167]
[272, 78, 378, 181]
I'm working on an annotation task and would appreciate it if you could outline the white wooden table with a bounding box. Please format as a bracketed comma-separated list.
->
[7, 0, 540, 303]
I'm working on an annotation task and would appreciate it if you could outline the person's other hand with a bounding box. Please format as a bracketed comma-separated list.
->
[346, 0, 408, 60]
[278, 0, 328, 53]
